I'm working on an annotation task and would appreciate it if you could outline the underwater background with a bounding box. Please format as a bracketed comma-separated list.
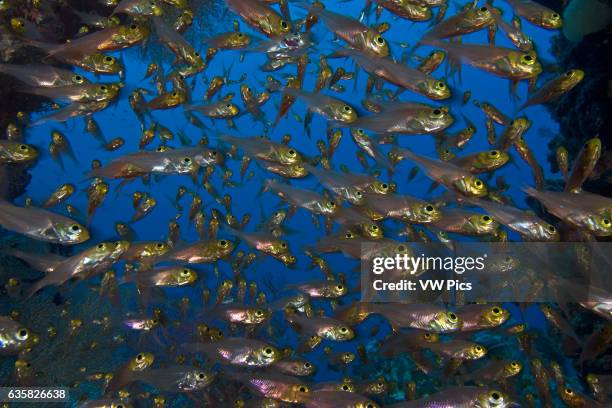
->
[0, 0, 611, 407]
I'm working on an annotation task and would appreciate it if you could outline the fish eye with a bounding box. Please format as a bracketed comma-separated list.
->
[547, 225, 556, 233]
[375, 35, 385, 45]
[237, 33, 244, 37]
[280, 242, 287, 248]
[16, 329, 29, 340]
[116, 405, 124, 408]
[511, 361, 519, 367]
[281, 20, 288, 29]
[489, 150, 499, 157]
[490, 391, 501, 400]
[481, 215, 492, 224]
[194, 52, 200, 57]
[448, 312, 457, 321]
[340, 327, 348, 333]
[225, 103, 232, 109]
[255, 310, 264, 316]
[342, 384, 350, 390]
[304, 362, 311, 368]
[136, 353, 144, 360]
[328, 201, 336, 207]
[130, 24, 138, 30]
[505, 256, 512, 262]
[381, 183, 388, 190]
[436, 81, 446, 89]
[197, 372, 206, 379]
[73, 75, 83, 83]
[492, 307, 501, 314]
[602, 218, 610, 226]
[181, 269, 190, 275]
[70, 224, 81, 232]
[479, 6, 487, 11]
[425, 205, 434, 213]
[100, 85, 108, 91]
[356, 191, 363, 197]
[397, 244, 406, 252]
[97, 243, 105, 249]
[432, 109, 442, 116]
[219, 239, 228, 247]
[343, 105, 352, 112]
[104, 56, 114, 63]
[336, 284, 344, 290]
[366, 404, 374, 408]
[183, 157, 192, 163]
[475, 345, 483, 352]
[297, 386, 307, 392]
[19, 144, 28, 150]
[264, 347, 273, 355]
[521, 54, 534, 64]
[424, 333, 431, 338]
[370, 224, 378, 231]
[345, 232, 354, 238]
[156, 242, 164, 248]
[172, 92, 178, 97]
[288, 149, 296, 156]
[357, 128, 364, 134]
[565, 71, 573, 77]
[552, 12, 559, 18]
[564, 388, 573, 395]
[474, 179, 483, 187]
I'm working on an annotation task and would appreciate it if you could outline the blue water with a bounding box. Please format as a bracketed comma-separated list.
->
[3, 0, 588, 406]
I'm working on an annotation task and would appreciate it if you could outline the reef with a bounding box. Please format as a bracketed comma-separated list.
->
[540, 3, 612, 196]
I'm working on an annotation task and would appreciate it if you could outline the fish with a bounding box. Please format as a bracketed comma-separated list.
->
[0, 316, 36, 356]
[432, 208, 499, 236]
[112, 0, 163, 16]
[283, 88, 358, 125]
[304, 4, 390, 57]
[23, 240, 130, 297]
[88, 147, 219, 180]
[160, 239, 235, 264]
[350, 102, 454, 134]
[421, 4, 496, 41]
[336, 48, 451, 100]
[362, 192, 442, 223]
[19, 83, 122, 104]
[393, 148, 488, 197]
[464, 197, 560, 241]
[225, 0, 291, 37]
[520, 69, 584, 110]
[0, 140, 38, 163]
[423, 38, 542, 81]
[387, 387, 514, 408]
[183, 337, 281, 367]
[505, 0, 563, 29]
[450, 149, 510, 173]
[224, 371, 309, 403]
[0, 63, 91, 87]
[565, 137, 601, 193]
[127, 366, 214, 392]
[370, 0, 431, 21]
[30, 23, 150, 56]
[42, 183, 75, 208]
[0, 198, 89, 244]
[524, 187, 612, 236]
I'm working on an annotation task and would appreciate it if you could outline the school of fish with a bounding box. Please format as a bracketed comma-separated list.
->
[0, 0, 610, 407]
